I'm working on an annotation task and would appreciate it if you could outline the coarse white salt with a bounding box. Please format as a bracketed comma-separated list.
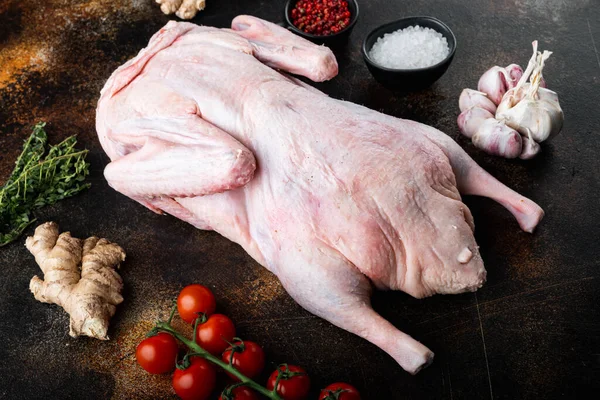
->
[369, 25, 450, 69]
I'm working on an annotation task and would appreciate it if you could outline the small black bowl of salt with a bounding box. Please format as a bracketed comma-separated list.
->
[362, 16, 456, 90]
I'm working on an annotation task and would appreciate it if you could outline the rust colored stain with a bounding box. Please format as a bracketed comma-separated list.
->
[0, 42, 49, 89]
[493, 229, 557, 282]
[0, 0, 162, 180]
[242, 264, 287, 304]
[77, 301, 193, 400]
[0, 1, 120, 89]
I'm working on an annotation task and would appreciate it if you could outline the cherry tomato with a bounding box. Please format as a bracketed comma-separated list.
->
[221, 340, 265, 380]
[135, 332, 179, 374]
[266, 364, 310, 400]
[177, 284, 217, 324]
[172, 357, 217, 400]
[218, 386, 260, 400]
[195, 314, 236, 355]
[319, 382, 361, 400]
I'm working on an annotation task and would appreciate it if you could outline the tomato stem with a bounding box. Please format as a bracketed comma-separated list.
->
[228, 382, 246, 391]
[155, 322, 283, 400]
[323, 388, 349, 400]
[271, 363, 307, 395]
[225, 338, 245, 367]
[192, 315, 201, 344]
[166, 302, 177, 325]
[272, 364, 286, 396]
[220, 381, 247, 400]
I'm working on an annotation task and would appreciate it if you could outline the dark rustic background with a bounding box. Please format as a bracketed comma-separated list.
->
[1, 1, 599, 399]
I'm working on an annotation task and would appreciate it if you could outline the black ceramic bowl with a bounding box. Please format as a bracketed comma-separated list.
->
[362, 16, 457, 90]
[283, 0, 359, 46]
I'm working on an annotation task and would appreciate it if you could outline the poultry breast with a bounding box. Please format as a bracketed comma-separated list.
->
[96, 15, 544, 374]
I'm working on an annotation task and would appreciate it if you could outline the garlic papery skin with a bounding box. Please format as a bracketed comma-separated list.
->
[505, 64, 524, 89]
[459, 89, 497, 113]
[477, 66, 510, 105]
[537, 86, 560, 107]
[472, 118, 523, 158]
[513, 40, 540, 90]
[458, 107, 495, 138]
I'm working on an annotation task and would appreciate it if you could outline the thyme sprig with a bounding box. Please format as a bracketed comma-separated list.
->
[0, 122, 90, 246]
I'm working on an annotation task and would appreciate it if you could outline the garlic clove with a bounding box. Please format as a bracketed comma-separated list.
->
[519, 133, 541, 160]
[458, 107, 495, 138]
[472, 118, 523, 158]
[459, 89, 497, 113]
[477, 66, 509, 105]
[504, 64, 524, 89]
[496, 86, 524, 116]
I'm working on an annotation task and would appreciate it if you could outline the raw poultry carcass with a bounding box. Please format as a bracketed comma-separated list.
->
[96, 16, 544, 374]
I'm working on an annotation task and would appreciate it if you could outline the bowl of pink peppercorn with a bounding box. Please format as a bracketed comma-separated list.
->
[283, 0, 359, 46]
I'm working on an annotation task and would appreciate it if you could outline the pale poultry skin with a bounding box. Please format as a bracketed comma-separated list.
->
[96, 16, 544, 374]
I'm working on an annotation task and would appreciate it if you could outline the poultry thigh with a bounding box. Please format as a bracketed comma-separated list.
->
[96, 15, 543, 374]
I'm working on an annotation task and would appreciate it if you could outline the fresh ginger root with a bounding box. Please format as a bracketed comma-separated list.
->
[26, 222, 126, 340]
[156, 0, 206, 20]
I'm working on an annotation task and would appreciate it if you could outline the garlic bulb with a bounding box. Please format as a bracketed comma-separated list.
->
[459, 89, 497, 113]
[457, 107, 495, 138]
[472, 118, 523, 159]
[458, 40, 562, 159]
[496, 42, 563, 143]
[497, 90, 563, 142]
